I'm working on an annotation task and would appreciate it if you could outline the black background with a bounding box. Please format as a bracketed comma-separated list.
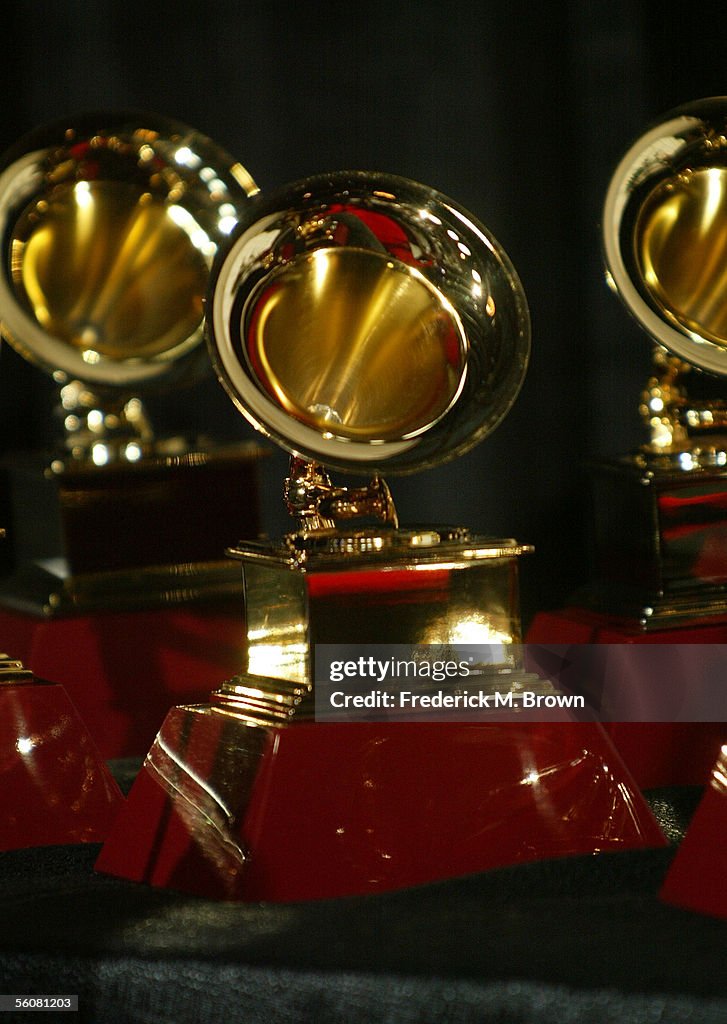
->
[0, 0, 724, 625]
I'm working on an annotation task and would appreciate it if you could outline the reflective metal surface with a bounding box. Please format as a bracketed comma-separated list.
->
[208, 170, 529, 475]
[225, 531, 532, 711]
[635, 168, 727, 349]
[604, 96, 727, 377]
[208, 169, 534, 716]
[12, 180, 208, 362]
[283, 457, 399, 532]
[0, 110, 258, 451]
[246, 248, 465, 442]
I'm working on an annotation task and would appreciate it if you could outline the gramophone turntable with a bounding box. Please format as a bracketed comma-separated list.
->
[0, 111, 264, 756]
[96, 171, 664, 901]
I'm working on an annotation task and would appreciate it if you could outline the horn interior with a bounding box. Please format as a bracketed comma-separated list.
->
[208, 171, 530, 474]
[603, 96, 727, 376]
[0, 112, 258, 390]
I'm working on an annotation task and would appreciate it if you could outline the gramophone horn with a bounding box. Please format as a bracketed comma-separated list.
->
[207, 170, 530, 475]
[0, 110, 258, 393]
[603, 96, 727, 377]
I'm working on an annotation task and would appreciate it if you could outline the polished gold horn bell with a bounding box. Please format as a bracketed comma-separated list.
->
[207, 170, 530, 483]
[0, 109, 258, 459]
[0, 111, 264, 615]
[604, 96, 727, 375]
[603, 96, 727, 456]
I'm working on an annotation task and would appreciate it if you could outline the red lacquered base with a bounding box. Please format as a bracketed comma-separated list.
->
[0, 604, 246, 760]
[527, 608, 726, 788]
[0, 678, 123, 851]
[95, 708, 666, 902]
[660, 744, 727, 919]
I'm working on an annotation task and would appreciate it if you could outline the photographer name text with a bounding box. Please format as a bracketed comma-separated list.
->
[328, 689, 585, 710]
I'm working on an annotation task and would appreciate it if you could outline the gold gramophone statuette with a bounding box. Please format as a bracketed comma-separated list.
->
[0, 111, 263, 613]
[97, 170, 637, 906]
[204, 169, 542, 717]
[593, 96, 727, 626]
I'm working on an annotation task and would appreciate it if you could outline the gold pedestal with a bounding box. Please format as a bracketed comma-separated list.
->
[1, 441, 263, 616]
[588, 452, 727, 628]
[235, 528, 528, 687]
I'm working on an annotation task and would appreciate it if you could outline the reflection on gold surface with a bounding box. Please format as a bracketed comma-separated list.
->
[245, 248, 467, 442]
[0, 654, 33, 683]
[636, 168, 727, 348]
[234, 536, 527, 704]
[713, 744, 727, 793]
[10, 181, 209, 361]
[438, 615, 514, 647]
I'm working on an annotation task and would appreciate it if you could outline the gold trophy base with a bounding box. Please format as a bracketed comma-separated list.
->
[588, 453, 727, 629]
[0, 441, 264, 616]
[235, 528, 532, 682]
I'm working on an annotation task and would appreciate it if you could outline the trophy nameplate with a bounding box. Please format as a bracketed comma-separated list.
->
[0, 110, 263, 615]
[97, 171, 665, 900]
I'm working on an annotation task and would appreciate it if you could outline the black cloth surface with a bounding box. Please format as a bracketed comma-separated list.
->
[0, 833, 725, 1024]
